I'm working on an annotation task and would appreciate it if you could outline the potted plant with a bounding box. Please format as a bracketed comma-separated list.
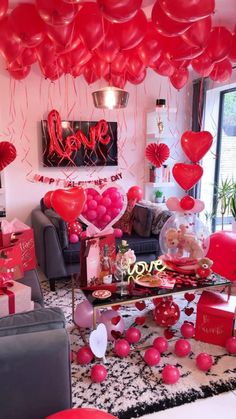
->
[154, 189, 163, 203]
[215, 178, 235, 230]
[230, 183, 236, 231]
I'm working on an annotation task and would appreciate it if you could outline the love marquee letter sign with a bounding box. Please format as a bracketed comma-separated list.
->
[41, 109, 118, 168]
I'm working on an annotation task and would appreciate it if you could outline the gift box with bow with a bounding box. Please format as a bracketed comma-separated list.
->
[195, 290, 236, 347]
[0, 274, 33, 317]
[0, 218, 36, 272]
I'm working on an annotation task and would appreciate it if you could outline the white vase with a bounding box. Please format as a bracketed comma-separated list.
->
[155, 197, 163, 203]
[232, 219, 236, 233]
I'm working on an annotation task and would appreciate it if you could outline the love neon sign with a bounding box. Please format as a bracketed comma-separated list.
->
[127, 259, 166, 282]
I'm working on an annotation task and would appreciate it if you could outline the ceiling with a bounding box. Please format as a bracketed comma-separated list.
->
[7, 0, 236, 31]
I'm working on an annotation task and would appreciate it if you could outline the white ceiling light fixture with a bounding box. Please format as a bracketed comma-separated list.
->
[92, 86, 129, 110]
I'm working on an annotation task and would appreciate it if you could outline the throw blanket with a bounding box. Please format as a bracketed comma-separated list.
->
[139, 200, 172, 235]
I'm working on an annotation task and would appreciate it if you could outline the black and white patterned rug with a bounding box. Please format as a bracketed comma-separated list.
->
[41, 280, 236, 419]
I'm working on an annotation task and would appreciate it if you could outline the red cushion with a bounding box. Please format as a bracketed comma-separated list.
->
[46, 408, 117, 419]
[114, 199, 136, 235]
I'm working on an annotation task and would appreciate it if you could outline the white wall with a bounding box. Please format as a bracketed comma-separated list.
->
[0, 61, 193, 223]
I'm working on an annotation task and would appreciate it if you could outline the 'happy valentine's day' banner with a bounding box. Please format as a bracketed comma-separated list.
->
[27, 172, 123, 188]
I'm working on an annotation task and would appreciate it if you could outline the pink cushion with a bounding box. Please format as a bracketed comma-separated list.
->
[46, 408, 117, 419]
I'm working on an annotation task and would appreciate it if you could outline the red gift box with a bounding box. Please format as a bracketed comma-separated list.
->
[80, 233, 116, 287]
[0, 244, 24, 280]
[0, 231, 13, 247]
[195, 290, 236, 347]
[11, 229, 36, 272]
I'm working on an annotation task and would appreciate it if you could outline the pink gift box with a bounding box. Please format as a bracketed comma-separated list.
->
[0, 280, 33, 317]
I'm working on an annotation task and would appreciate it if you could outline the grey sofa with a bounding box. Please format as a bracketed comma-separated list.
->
[0, 269, 72, 419]
[31, 202, 170, 291]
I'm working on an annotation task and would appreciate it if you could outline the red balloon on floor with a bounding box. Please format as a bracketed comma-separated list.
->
[207, 231, 236, 282]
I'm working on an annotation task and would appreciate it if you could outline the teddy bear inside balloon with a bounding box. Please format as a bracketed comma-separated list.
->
[159, 130, 214, 277]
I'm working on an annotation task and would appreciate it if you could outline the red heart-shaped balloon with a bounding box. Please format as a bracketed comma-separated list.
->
[181, 131, 213, 163]
[172, 163, 203, 190]
[0, 141, 17, 171]
[51, 187, 86, 222]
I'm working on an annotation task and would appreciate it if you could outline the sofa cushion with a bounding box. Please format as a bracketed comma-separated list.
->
[63, 241, 81, 264]
[44, 208, 69, 249]
[116, 233, 159, 255]
[0, 307, 66, 337]
[133, 204, 154, 237]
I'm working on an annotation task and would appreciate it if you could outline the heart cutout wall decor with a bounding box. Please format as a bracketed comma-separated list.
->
[145, 143, 170, 168]
[79, 184, 127, 233]
[172, 163, 203, 190]
[181, 130, 213, 163]
[51, 187, 87, 222]
[0, 141, 17, 171]
[89, 323, 108, 359]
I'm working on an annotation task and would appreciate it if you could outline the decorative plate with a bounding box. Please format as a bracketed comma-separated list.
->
[92, 289, 112, 299]
[134, 274, 176, 289]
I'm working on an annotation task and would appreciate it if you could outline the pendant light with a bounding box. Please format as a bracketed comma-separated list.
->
[92, 85, 129, 109]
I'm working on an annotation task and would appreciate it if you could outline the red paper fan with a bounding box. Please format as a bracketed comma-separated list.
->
[0, 142, 17, 171]
[145, 143, 170, 168]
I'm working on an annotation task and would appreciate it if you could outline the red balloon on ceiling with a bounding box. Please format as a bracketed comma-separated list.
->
[169, 67, 189, 90]
[7, 64, 31, 80]
[0, 0, 8, 21]
[136, 24, 162, 66]
[36, 0, 79, 26]
[209, 59, 233, 83]
[0, 17, 23, 64]
[10, 4, 45, 48]
[191, 51, 214, 77]
[205, 26, 233, 63]
[182, 15, 212, 49]
[152, 0, 192, 37]
[77, 3, 108, 51]
[151, 53, 176, 77]
[159, 0, 215, 23]
[113, 9, 148, 50]
[0, 141, 17, 171]
[97, 0, 142, 23]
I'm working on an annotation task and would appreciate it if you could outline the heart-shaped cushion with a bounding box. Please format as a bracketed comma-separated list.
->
[0, 141, 17, 171]
[89, 323, 108, 358]
[51, 187, 86, 223]
[172, 163, 203, 190]
[80, 185, 127, 232]
[181, 130, 213, 163]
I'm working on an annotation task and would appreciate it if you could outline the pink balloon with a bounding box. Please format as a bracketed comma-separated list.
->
[91, 364, 107, 383]
[97, 205, 107, 217]
[87, 199, 98, 210]
[99, 309, 125, 341]
[174, 339, 191, 357]
[180, 322, 195, 339]
[77, 346, 94, 365]
[69, 233, 79, 243]
[166, 197, 180, 211]
[86, 210, 98, 221]
[125, 327, 141, 344]
[196, 353, 213, 371]
[144, 347, 161, 366]
[191, 199, 205, 213]
[114, 339, 131, 357]
[153, 336, 168, 353]
[113, 228, 123, 238]
[74, 300, 94, 328]
[100, 197, 111, 207]
[162, 365, 180, 384]
[225, 337, 236, 354]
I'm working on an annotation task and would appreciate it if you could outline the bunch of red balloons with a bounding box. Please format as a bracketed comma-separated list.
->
[0, 0, 235, 87]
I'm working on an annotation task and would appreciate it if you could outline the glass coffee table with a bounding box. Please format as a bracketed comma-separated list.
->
[72, 271, 232, 329]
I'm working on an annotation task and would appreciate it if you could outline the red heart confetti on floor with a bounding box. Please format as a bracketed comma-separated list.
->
[112, 305, 121, 311]
[184, 292, 195, 302]
[164, 328, 175, 339]
[185, 307, 194, 316]
[135, 316, 146, 325]
[135, 301, 146, 311]
[111, 316, 121, 325]
[111, 330, 122, 340]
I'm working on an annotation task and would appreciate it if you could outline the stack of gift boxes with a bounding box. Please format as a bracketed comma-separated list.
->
[0, 219, 36, 317]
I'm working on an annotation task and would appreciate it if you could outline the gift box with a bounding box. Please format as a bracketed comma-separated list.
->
[80, 233, 116, 287]
[0, 218, 36, 272]
[0, 244, 24, 280]
[0, 278, 33, 317]
[195, 290, 236, 347]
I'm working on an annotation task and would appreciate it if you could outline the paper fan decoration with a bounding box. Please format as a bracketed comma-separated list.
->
[145, 143, 170, 168]
[0, 141, 17, 171]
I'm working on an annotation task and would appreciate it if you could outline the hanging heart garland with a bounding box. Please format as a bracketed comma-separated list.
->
[0, 142, 17, 171]
[145, 143, 170, 168]
[181, 130, 213, 163]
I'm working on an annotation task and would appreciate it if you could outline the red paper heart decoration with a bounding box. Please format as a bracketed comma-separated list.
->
[0, 141, 17, 171]
[51, 187, 86, 223]
[111, 330, 122, 340]
[164, 328, 175, 340]
[135, 301, 146, 311]
[135, 316, 146, 325]
[184, 307, 194, 316]
[181, 131, 213, 163]
[184, 292, 195, 302]
[172, 163, 203, 190]
[111, 316, 121, 326]
[112, 304, 121, 311]
[145, 143, 170, 168]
